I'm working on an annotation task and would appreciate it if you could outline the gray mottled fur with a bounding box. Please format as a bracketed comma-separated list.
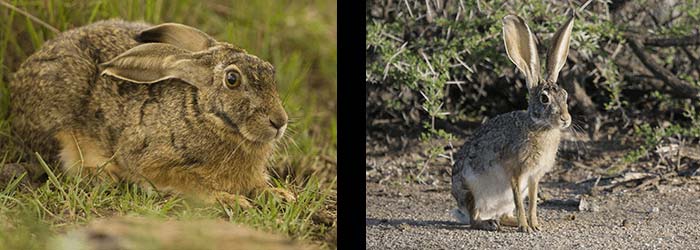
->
[451, 14, 575, 232]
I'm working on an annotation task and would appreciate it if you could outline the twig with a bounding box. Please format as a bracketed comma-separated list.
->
[681, 47, 700, 75]
[631, 176, 660, 192]
[0, 0, 59, 33]
[578, 0, 594, 12]
[424, 0, 434, 23]
[419, 50, 436, 75]
[383, 42, 408, 80]
[643, 33, 700, 47]
[402, 0, 414, 18]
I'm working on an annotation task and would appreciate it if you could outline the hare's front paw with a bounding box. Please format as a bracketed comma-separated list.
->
[262, 187, 296, 203]
[0, 163, 32, 188]
[214, 191, 252, 209]
[518, 225, 532, 233]
[528, 214, 541, 232]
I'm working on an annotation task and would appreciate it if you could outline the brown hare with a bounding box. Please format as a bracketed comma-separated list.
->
[451, 14, 575, 232]
[9, 20, 293, 208]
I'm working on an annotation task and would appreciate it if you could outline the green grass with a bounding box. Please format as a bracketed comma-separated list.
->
[0, 0, 336, 248]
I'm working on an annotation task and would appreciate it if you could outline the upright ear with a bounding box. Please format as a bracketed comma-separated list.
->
[136, 23, 217, 52]
[502, 15, 540, 89]
[545, 14, 575, 83]
[100, 43, 209, 86]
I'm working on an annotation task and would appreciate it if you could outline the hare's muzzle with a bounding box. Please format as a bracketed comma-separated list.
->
[269, 113, 288, 140]
[559, 113, 572, 129]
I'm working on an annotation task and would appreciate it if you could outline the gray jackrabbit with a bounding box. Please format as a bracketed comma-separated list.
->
[451, 14, 574, 232]
[9, 20, 292, 207]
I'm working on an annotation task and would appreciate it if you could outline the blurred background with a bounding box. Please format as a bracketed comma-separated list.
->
[0, 0, 336, 249]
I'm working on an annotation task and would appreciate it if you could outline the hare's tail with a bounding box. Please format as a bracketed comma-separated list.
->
[451, 208, 471, 224]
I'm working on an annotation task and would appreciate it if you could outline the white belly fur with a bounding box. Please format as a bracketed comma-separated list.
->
[461, 149, 557, 221]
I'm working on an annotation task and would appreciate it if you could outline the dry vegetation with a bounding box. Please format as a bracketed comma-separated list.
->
[366, 0, 700, 187]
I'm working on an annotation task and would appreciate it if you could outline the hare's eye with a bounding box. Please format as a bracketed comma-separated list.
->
[224, 71, 241, 89]
[540, 93, 550, 104]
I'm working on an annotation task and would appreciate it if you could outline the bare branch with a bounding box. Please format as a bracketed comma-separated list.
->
[643, 33, 700, 47]
[627, 37, 700, 98]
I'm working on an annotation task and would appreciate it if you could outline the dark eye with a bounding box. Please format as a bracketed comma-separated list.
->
[224, 71, 241, 89]
[540, 93, 550, 104]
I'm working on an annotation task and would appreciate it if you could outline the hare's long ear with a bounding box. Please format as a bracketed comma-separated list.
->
[502, 15, 540, 89]
[100, 43, 208, 87]
[545, 14, 574, 83]
[136, 23, 216, 52]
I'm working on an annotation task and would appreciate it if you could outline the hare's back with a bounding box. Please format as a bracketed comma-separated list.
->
[16, 19, 149, 74]
[9, 20, 150, 157]
[452, 111, 529, 176]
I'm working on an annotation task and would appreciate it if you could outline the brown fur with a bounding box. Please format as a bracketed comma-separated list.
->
[9, 19, 290, 204]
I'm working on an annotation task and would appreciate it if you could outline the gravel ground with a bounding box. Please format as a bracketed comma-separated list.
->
[366, 126, 700, 249]
[366, 181, 700, 249]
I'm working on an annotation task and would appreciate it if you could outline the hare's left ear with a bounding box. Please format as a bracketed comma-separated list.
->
[545, 14, 575, 83]
[503, 15, 540, 89]
[136, 23, 217, 52]
[99, 43, 209, 87]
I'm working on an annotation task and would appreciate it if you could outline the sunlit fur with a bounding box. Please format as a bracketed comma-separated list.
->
[451, 14, 575, 232]
[528, 82, 571, 129]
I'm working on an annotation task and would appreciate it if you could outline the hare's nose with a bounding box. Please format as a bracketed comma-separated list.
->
[269, 114, 287, 130]
[562, 113, 571, 120]
[269, 118, 284, 129]
[560, 113, 572, 127]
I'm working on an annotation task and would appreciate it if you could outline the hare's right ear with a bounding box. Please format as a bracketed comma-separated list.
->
[100, 43, 209, 87]
[502, 15, 540, 89]
[545, 14, 575, 84]
[136, 23, 217, 52]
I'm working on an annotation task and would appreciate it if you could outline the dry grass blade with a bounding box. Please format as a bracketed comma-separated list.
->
[0, 0, 59, 33]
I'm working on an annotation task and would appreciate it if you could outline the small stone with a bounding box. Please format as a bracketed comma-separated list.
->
[540, 192, 553, 201]
[578, 197, 588, 211]
[622, 219, 630, 227]
[578, 197, 595, 211]
[648, 207, 659, 213]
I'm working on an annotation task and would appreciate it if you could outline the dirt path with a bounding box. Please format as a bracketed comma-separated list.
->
[366, 131, 700, 249]
[366, 182, 700, 249]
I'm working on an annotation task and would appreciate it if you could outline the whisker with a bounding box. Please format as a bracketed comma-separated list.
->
[569, 119, 590, 158]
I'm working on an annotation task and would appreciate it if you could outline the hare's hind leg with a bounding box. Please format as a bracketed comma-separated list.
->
[55, 130, 123, 181]
[510, 177, 530, 232]
[452, 176, 482, 226]
[464, 196, 499, 231]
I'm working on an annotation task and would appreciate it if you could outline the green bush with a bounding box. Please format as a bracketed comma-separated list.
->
[366, 0, 700, 145]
